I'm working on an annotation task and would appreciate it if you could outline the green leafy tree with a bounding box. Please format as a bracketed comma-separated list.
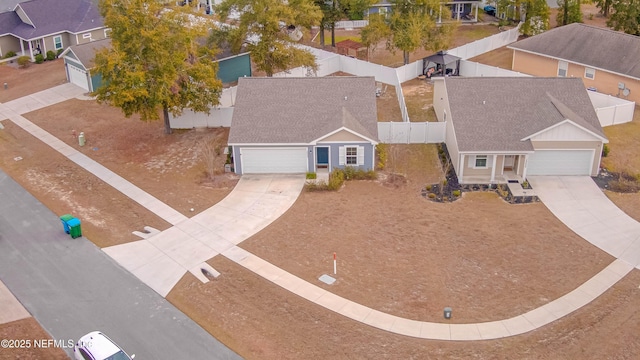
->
[341, 0, 377, 20]
[595, 0, 613, 16]
[215, 0, 322, 76]
[94, 0, 222, 134]
[362, 0, 454, 65]
[607, 0, 640, 35]
[557, 0, 582, 26]
[361, 13, 391, 55]
[520, 0, 550, 36]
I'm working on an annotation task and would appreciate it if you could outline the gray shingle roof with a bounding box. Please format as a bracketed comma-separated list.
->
[65, 37, 110, 68]
[4, 0, 103, 40]
[508, 23, 640, 79]
[445, 77, 606, 152]
[228, 77, 379, 144]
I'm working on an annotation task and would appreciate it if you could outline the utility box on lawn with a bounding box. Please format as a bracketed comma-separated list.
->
[67, 217, 82, 239]
[59, 214, 74, 234]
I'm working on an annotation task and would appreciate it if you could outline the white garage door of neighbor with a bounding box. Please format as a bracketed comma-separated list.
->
[67, 64, 89, 91]
[241, 148, 308, 174]
[527, 149, 594, 176]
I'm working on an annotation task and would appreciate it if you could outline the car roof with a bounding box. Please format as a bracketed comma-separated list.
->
[78, 331, 123, 359]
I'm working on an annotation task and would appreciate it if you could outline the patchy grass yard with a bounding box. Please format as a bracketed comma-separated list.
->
[402, 79, 436, 122]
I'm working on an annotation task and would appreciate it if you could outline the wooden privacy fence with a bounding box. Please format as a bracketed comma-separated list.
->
[378, 122, 446, 144]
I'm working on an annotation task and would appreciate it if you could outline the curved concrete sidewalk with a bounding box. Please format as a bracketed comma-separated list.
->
[4, 84, 637, 341]
[104, 175, 306, 296]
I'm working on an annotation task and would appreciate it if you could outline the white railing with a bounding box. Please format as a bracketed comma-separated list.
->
[588, 91, 636, 127]
[334, 20, 369, 29]
[378, 121, 447, 143]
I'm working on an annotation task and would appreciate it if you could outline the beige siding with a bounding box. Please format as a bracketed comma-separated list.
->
[74, 29, 109, 45]
[0, 36, 20, 56]
[531, 140, 602, 176]
[319, 130, 366, 142]
[530, 122, 602, 141]
[512, 50, 640, 104]
[15, 7, 32, 26]
[434, 79, 460, 172]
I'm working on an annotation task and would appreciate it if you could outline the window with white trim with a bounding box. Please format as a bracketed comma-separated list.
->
[82, 33, 92, 39]
[475, 155, 488, 168]
[339, 145, 365, 166]
[584, 67, 595, 80]
[558, 61, 568, 77]
[345, 147, 358, 165]
[53, 36, 63, 50]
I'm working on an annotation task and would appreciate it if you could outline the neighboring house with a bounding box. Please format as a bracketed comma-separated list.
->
[60, 38, 109, 92]
[433, 77, 608, 184]
[508, 23, 640, 104]
[228, 77, 379, 175]
[366, 0, 482, 23]
[60, 38, 251, 92]
[0, 0, 107, 60]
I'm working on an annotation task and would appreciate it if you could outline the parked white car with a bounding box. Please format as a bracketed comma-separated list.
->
[74, 331, 135, 360]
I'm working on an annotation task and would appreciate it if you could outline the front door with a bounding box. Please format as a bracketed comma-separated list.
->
[316, 147, 329, 169]
[504, 155, 514, 171]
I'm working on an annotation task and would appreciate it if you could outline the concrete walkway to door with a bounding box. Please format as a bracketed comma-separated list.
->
[529, 176, 640, 267]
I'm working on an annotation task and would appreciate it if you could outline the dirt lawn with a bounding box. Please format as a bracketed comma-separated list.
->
[2, 52, 640, 359]
[0, 318, 67, 360]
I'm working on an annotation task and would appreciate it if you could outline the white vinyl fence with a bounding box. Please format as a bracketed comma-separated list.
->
[448, 23, 522, 60]
[334, 20, 369, 29]
[458, 60, 531, 77]
[378, 122, 447, 143]
[169, 107, 234, 129]
[588, 91, 636, 127]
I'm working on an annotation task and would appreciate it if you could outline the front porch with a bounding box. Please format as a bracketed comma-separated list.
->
[457, 153, 531, 185]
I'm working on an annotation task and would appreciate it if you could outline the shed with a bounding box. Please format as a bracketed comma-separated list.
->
[336, 39, 368, 60]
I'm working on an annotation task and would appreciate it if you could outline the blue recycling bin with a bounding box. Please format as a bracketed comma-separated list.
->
[60, 214, 74, 234]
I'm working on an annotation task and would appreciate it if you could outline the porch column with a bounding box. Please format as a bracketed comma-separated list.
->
[490, 154, 497, 182]
[521, 155, 528, 180]
[459, 154, 465, 181]
[19, 41, 25, 56]
[475, 4, 478, 21]
[28, 41, 34, 62]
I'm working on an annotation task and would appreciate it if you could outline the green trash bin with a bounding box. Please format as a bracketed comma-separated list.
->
[60, 214, 74, 234]
[67, 218, 82, 239]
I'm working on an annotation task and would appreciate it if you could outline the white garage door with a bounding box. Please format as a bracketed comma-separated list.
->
[527, 150, 594, 176]
[67, 63, 89, 91]
[241, 148, 308, 174]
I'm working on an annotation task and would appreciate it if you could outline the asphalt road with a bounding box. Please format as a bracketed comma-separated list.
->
[0, 169, 242, 360]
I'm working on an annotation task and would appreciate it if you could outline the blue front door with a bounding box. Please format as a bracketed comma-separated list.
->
[316, 147, 329, 168]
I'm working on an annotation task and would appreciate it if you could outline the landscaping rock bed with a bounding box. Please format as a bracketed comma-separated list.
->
[593, 168, 640, 193]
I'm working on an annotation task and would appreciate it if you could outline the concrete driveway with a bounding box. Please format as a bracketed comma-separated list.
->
[529, 176, 640, 267]
[104, 174, 306, 297]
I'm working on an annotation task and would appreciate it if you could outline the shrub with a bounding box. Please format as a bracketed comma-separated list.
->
[453, 190, 461, 197]
[46, 50, 56, 61]
[376, 144, 388, 170]
[602, 144, 610, 157]
[428, 193, 436, 199]
[425, 185, 432, 191]
[306, 172, 317, 180]
[305, 180, 327, 191]
[56, 49, 64, 57]
[34, 54, 44, 64]
[4, 51, 17, 59]
[328, 169, 345, 190]
[608, 178, 640, 193]
[17, 56, 31, 68]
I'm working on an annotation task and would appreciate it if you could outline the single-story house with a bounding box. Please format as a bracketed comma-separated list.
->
[228, 77, 379, 175]
[0, 0, 107, 61]
[433, 77, 608, 184]
[366, 0, 482, 23]
[508, 23, 640, 104]
[60, 38, 252, 92]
